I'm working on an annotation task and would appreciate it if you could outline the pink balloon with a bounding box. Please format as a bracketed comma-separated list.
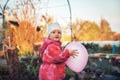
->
[65, 42, 88, 73]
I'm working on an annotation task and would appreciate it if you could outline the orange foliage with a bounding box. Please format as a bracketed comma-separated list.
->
[8, 20, 43, 54]
[72, 19, 120, 41]
[0, 51, 4, 56]
[3, 14, 54, 55]
[0, 27, 2, 34]
[2, 0, 54, 55]
[61, 36, 71, 42]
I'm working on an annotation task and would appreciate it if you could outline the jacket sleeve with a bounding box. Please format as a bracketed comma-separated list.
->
[47, 44, 70, 64]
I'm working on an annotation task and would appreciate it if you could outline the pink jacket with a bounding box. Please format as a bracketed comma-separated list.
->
[39, 38, 69, 80]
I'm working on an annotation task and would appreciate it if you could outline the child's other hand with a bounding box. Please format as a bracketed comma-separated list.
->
[68, 49, 78, 58]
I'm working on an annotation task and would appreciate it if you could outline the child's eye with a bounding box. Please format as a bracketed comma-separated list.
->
[52, 31, 55, 33]
[58, 31, 61, 34]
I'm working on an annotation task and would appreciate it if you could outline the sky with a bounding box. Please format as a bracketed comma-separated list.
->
[70, 0, 120, 33]
[0, 0, 120, 33]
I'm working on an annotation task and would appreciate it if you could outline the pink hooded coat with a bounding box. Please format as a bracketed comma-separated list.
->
[39, 38, 69, 80]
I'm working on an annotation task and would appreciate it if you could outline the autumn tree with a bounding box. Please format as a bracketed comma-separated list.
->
[72, 20, 100, 41]
[71, 19, 120, 41]
[4, 0, 53, 54]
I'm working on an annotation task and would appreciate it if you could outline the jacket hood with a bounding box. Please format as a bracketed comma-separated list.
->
[40, 38, 61, 56]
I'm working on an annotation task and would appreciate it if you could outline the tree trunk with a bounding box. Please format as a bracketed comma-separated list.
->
[6, 47, 20, 80]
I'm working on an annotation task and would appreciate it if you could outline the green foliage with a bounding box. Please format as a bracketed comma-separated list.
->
[102, 44, 112, 51]
[66, 67, 75, 77]
[88, 58, 119, 75]
[0, 65, 8, 72]
[0, 76, 2, 80]
[82, 42, 120, 54]
[20, 57, 41, 80]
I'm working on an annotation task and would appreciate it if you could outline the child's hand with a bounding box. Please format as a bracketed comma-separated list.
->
[68, 49, 78, 58]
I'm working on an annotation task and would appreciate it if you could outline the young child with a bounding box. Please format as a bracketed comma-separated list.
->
[39, 22, 77, 80]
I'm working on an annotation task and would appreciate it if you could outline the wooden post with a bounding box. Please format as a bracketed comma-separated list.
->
[6, 47, 20, 80]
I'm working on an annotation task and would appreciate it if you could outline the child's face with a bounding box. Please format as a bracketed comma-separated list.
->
[49, 29, 61, 41]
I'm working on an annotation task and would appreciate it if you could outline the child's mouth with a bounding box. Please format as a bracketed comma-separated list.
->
[55, 36, 58, 38]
